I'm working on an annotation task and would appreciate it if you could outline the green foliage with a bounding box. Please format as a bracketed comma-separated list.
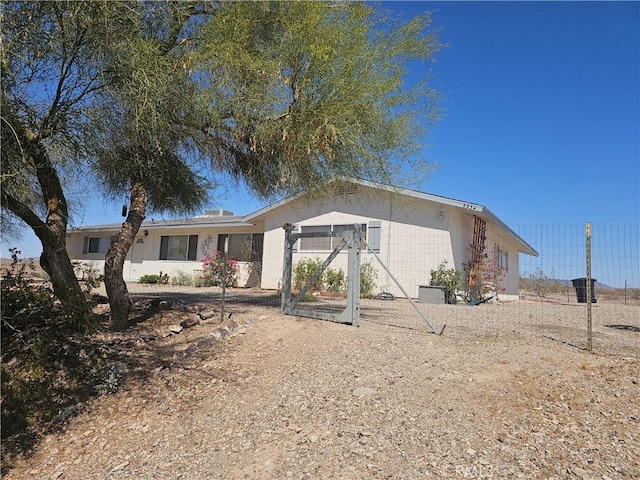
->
[520, 267, 560, 297]
[293, 258, 326, 292]
[1, 248, 56, 322]
[171, 270, 194, 286]
[72, 261, 104, 295]
[430, 260, 461, 303]
[138, 273, 168, 285]
[194, 1, 443, 196]
[360, 261, 378, 298]
[324, 268, 347, 293]
[199, 253, 238, 288]
[293, 258, 377, 297]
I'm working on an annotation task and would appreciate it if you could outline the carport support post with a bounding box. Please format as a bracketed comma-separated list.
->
[586, 222, 593, 353]
[281, 223, 295, 314]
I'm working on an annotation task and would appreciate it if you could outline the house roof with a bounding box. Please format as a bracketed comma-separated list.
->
[68, 214, 253, 233]
[243, 177, 539, 256]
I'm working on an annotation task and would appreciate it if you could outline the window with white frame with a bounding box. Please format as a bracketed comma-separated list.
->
[159, 235, 198, 261]
[299, 223, 368, 251]
[82, 236, 111, 254]
[496, 246, 508, 272]
[217, 233, 264, 261]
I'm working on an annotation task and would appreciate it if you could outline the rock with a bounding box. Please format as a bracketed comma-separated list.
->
[199, 337, 215, 347]
[56, 406, 78, 423]
[180, 314, 201, 329]
[139, 331, 157, 342]
[106, 460, 130, 475]
[184, 343, 199, 356]
[210, 328, 229, 340]
[352, 387, 376, 398]
[170, 300, 192, 312]
[168, 325, 183, 334]
[226, 318, 239, 330]
[199, 308, 217, 320]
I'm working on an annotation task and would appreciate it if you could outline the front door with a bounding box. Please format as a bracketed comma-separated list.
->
[129, 237, 145, 280]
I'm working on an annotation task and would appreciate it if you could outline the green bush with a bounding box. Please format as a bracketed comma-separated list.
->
[138, 272, 168, 284]
[293, 258, 325, 291]
[430, 260, 461, 304]
[72, 261, 103, 295]
[324, 268, 346, 292]
[293, 258, 377, 297]
[1, 248, 56, 321]
[360, 261, 377, 298]
[171, 270, 194, 286]
[520, 267, 560, 297]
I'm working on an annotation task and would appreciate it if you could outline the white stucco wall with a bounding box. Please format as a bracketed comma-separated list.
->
[258, 186, 524, 300]
[259, 186, 459, 298]
[67, 225, 262, 286]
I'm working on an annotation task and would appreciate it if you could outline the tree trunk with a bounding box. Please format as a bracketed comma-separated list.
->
[104, 181, 148, 330]
[1, 126, 93, 327]
[37, 227, 94, 326]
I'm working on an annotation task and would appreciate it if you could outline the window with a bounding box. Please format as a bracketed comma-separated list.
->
[299, 223, 367, 251]
[159, 235, 198, 261]
[299, 225, 331, 251]
[496, 246, 508, 272]
[331, 224, 367, 249]
[83, 236, 111, 254]
[217, 233, 264, 261]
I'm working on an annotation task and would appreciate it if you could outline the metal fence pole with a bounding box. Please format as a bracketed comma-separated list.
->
[221, 237, 230, 323]
[586, 222, 593, 353]
[281, 224, 295, 313]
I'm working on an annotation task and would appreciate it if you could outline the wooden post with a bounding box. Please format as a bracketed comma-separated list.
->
[586, 222, 593, 353]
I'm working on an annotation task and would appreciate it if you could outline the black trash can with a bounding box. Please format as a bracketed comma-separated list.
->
[571, 278, 597, 303]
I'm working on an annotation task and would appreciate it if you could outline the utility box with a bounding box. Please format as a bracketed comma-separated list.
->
[418, 285, 446, 304]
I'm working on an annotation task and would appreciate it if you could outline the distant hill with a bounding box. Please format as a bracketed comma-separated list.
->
[0, 257, 45, 279]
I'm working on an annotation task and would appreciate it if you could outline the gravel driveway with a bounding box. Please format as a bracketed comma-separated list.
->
[5, 287, 639, 479]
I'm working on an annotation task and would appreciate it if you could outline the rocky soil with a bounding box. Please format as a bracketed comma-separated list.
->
[3, 290, 639, 480]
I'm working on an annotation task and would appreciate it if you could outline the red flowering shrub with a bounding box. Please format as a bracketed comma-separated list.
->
[200, 251, 238, 287]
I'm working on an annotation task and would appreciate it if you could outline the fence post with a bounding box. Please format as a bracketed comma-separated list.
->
[281, 224, 295, 313]
[221, 237, 229, 323]
[586, 222, 593, 353]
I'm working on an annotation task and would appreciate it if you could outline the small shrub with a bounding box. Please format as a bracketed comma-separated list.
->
[293, 258, 377, 297]
[139, 274, 160, 284]
[72, 261, 103, 295]
[293, 258, 324, 291]
[138, 272, 169, 285]
[360, 261, 377, 298]
[171, 270, 194, 286]
[200, 252, 238, 287]
[324, 268, 346, 293]
[1, 248, 56, 322]
[430, 260, 461, 304]
[520, 267, 560, 297]
[463, 244, 505, 295]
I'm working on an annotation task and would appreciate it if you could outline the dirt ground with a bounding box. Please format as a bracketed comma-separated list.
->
[3, 287, 639, 480]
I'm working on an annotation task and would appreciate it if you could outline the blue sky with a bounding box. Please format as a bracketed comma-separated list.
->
[5, 1, 639, 284]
